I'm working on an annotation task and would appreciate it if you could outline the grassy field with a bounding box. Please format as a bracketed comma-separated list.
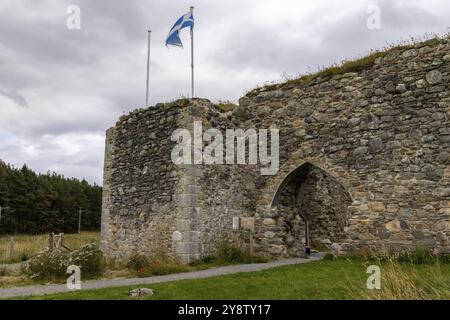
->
[22, 259, 450, 300]
[0, 232, 100, 264]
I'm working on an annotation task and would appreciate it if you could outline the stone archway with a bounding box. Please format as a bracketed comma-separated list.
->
[254, 157, 360, 258]
[270, 162, 353, 256]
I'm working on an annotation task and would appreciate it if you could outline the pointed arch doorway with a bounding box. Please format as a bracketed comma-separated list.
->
[270, 162, 352, 256]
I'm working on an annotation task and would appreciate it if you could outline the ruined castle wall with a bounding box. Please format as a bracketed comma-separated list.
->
[101, 105, 185, 262]
[174, 104, 262, 256]
[238, 37, 450, 256]
[102, 37, 450, 263]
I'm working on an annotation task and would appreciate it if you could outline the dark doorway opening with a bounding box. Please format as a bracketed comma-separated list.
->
[271, 163, 352, 256]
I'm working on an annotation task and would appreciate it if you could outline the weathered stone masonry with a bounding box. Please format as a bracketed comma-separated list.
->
[102, 37, 450, 263]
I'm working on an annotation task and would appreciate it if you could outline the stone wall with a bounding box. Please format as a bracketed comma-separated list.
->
[102, 37, 450, 263]
[246, 37, 450, 256]
[101, 104, 183, 262]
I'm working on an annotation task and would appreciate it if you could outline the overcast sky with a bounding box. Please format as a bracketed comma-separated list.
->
[0, 0, 449, 185]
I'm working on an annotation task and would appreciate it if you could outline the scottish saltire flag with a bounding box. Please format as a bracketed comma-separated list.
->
[165, 10, 194, 47]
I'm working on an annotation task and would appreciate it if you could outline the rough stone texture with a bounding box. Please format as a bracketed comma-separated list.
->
[129, 288, 154, 297]
[102, 37, 450, 263]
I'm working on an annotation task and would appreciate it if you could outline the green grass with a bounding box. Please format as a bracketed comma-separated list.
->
[18, 259, 450, 300]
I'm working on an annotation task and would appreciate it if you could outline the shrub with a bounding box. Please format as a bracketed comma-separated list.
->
[68, 243, 103, 278]
[20, 253, 29, 262]
[216, 241, 250, 263]
[26, 243, 103, 280]
[126, 254, 151, 272]
[216, 241, 267, 264]
[26, 249, 68, 280]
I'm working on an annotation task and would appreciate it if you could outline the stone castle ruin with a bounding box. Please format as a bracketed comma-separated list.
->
[101, 37, 450, 263]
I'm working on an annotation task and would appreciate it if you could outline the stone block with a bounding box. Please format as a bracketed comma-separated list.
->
[182, 231, 201, 242]
[370, 202, 385, 212]
[179, 194, 197, 207]
[176, 242, 200, 255]
[176, 219, 193, 232]
[263, 218, 276, 226]
[240, 217, 255, 232]
[386, 220, 401, 232]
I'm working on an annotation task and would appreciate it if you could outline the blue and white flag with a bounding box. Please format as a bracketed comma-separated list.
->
[165, 10, 194, 47]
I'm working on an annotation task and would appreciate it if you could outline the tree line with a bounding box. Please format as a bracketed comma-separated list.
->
[0, 159, 102, 235]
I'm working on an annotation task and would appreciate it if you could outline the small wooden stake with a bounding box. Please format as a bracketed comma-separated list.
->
[48, 233, 54, 251]
[249, 233, 254, 256]
[9, 237, 14, 259]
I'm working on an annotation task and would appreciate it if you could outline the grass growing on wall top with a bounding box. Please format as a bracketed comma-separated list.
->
[246, 35, 447, 97]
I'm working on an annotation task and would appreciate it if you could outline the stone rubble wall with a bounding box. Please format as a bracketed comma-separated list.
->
[102, 37, 450, 263]
[241, 37, 450, 256]
[101, 104, 184, 262]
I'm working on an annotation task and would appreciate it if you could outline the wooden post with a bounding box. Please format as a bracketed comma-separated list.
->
[9, 237, 14, 259]
[48, 233, 54, 251]
[78, 207, 82, 235]
[60, 233, 64, 248]
[249, 233, 254, 256]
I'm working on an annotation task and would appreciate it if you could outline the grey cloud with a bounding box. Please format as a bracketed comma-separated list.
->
[0, 89, 29, 108]
[0, 0, 449, 184]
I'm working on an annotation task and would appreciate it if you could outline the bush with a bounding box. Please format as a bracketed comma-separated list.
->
[126, 254, 151, 272]
[26, 249, 68, 280]
[26, 243, 103, 280]
[68, 243, 103, 278]
[216, 241, 267, 264]
[20, 253, 29, 262]
[216, 241, 250, 263]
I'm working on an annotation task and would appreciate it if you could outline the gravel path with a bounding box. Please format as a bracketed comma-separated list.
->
[0, 253, 323, 299]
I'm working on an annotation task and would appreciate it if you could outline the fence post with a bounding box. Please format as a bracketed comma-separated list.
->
[9, 237, 14, 259]
[60, 233, 64, 248]
[48, 233, 54, 251]
[249, 233, 254, 256]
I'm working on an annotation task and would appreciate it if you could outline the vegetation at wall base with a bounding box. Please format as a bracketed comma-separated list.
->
[125, 241, 268, 277]
[126, 252, 190, 277]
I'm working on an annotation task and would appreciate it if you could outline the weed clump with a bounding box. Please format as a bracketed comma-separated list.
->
[126, 252, 189, 277]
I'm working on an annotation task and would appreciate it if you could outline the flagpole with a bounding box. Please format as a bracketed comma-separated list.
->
[146, 30, 151, 107]
[190, 6, 194, 99]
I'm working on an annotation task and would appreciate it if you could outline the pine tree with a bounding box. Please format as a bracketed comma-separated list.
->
[0, 159, 102, 235]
